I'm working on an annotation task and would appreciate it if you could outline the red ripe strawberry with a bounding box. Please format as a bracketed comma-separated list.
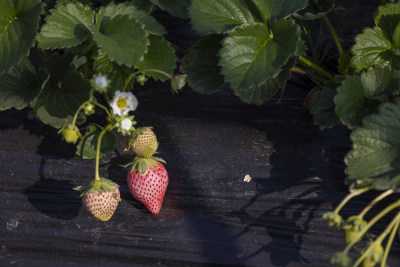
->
[75, 178, 121, 221]
[127, 159, 168, 214]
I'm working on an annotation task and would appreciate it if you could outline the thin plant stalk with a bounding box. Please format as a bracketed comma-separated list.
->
[344, 200, 400, 254]
[353, 211, 400, 267]
[95, 124, 114, 180]
[323, 15, 344, 55]
[358, 189, 394, 219]
[298, 56, 334, 80]
[122, 69, 172, 92]
[381, 217, 400, 267]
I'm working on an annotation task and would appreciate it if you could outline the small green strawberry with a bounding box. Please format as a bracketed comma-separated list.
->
[342, 216, 367, 244]
[362, 242, 383, 267]
[75, 178, 121, 221]
[128, 127, 159, 158]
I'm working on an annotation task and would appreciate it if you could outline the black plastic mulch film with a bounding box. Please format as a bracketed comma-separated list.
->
[1, 1, 400, 266]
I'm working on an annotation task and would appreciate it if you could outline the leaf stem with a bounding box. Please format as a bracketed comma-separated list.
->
[323, 15, 344, 55]
[344, 200, 400, 254]
[122, 69, 172, 92]
[334, 187, 370, 214]
[95, 124, 114, 181]
[358, 189, 394, 219]
[298, 56, 334, 80]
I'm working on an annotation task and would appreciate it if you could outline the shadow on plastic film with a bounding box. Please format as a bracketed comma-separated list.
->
[0, 109, 82, 220]
[106, 111, 245, 264]
[231, 99, 349, 266]
[25, 157, 82, 221]
[25, 127, 82, 220]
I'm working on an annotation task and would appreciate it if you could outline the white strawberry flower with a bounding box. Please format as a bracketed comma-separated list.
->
[120, 118, 133, 131]
[110, 91, 138, 116]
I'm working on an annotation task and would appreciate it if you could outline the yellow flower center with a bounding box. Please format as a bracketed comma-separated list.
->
[117, 98, 127, 109]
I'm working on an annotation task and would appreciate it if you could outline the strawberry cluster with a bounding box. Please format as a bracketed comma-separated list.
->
[70, 80, 169, 221]
[126, 128, 169, 214]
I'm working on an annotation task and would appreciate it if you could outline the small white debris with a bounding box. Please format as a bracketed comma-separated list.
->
[243, 174, 251, 182]
[6, 219, 18, 230]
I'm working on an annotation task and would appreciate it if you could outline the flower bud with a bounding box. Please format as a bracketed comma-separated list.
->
[92, 74, 110, 93]
[136, 74, 148, 86]
[84, 103, 95, 115]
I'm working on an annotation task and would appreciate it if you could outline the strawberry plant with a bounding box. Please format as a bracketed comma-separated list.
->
[0, 0, 186, 220]
[176, 0, 400, 266]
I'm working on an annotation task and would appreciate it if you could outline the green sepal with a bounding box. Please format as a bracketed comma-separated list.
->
[129, 156, 166, 174]
[342, 215, 367, 244]
[322, 211, 343, 227]
[74, 178, 119, 197]
[330, 252, 352, 267]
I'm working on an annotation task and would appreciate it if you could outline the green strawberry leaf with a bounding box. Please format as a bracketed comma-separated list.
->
[96, 2, 166, 35]
[183, 35, 227, 94]
[149, 0, 191, 19]
[0, 57, 48, 111]
[310, 81, 340, 129]
[189, 0, 255, 35]
[219, 19, 301, 90]
[38, 2, 95, 49]
[93, 52, 134, 95]
[345, 101, 400, 190]
[375, 3, 400, 41]
[93, 14, 149, 67]
[233, 58, 295, 105]
[55, 0, 92, 6]
[31, 54, 91, 128]
[360, 64, 400, 97]
[334, 75, 387, 128]
[137, 35, 177, 82]
[76, 124, 117, 159]
[251, 0, 308, 22]
[350, 27, 393, 73]
[131, 0, 154, 13]
[0, 0, 43, 75]
[294, 0, 359, 20]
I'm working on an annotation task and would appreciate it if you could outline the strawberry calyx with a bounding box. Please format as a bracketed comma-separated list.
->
[74, 178, 120, 197]
[127, 156, 166, 174]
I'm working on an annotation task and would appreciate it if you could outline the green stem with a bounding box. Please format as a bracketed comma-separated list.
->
[298, 56, 334, 80]
[122, 69, 172, 92]
[323, 15, 344, 55]
[72, 100, 90, 126]
[354, 211, 400, 267]
[95, 124, 114, 180]
[381, 215, 400, 267]
[358, 189, 394, 219]
[92, 101, 112, 119]
[344, 200, 400, 254]
[290, 67, 307, 75]
[334, 187, 370, 214]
